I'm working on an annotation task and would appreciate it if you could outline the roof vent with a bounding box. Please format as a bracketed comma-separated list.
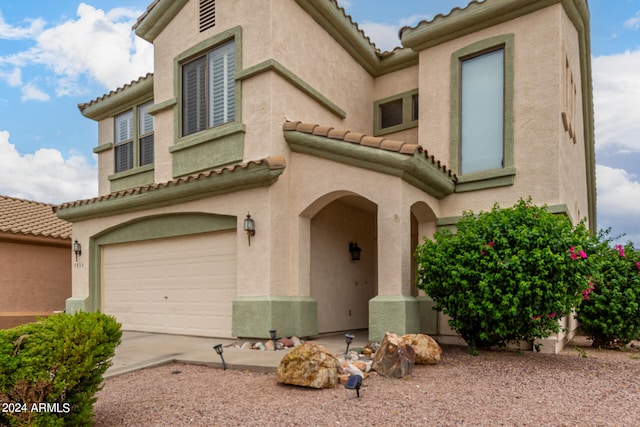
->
[200, 0, 215, 32]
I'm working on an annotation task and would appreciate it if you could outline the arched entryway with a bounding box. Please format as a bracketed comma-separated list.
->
[308, 194, 377, 334]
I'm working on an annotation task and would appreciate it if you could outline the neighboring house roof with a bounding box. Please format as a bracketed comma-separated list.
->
[55, 157, 286, 222]
[283, 121, 457, 199]
[0, 196, 72, 240]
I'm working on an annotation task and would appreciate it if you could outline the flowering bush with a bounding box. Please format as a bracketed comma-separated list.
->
[415, 198, 593, 354]
[575, 237, 640, 348]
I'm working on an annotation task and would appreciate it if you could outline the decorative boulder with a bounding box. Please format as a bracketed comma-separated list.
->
[276, 342, 340, 389]
[372, 332, 415, 378]
[402, 334, 442, 365]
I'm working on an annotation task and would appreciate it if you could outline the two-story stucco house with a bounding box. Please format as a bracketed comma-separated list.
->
[55, 0, 595, 353]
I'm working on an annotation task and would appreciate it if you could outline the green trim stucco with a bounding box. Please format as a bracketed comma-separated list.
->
[65, 212, 236, 313]
[93, 142, 113, 154]
[55, 159, 285, 222]
[450, 34, 515, 190]
[232, 296, 318, 338]
[416, 295, 438, 335]
[236, 59, 346, 119]
[373, 89, 418, 136]
[80, 76, 153, 121]
[170, 123, 245, 177]
[284, 131, 455, 199]
[108, 164, 155, 192]
[147, 97, 177, 116]
[368, 295, 420, 342]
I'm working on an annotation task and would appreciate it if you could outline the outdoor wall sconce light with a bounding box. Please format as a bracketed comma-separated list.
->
[244, 213, 255, 246]
[73, 239, 82, 261]
[213, 343, 227, 370]
[344, 333, 355, 355]
[349, 242, 361, 261]
[269, 328, 277, 351]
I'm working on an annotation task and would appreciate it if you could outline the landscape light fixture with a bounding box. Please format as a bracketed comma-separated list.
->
[244, 213, 255, 246]
[269, 328, 277, 351]
[344, 333, 355, 355]
[73, 240, 82, 261]
[213, 344, 226, 370]
[349, 242, 361, 261]
[345, 374, 363, 398]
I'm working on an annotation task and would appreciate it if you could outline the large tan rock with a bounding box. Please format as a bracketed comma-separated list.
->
[402, 334, 442, 365]
[276, 342, 339, 389]
[372, 332, 415, 378]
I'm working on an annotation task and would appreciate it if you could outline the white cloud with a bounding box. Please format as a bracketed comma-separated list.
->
[0, 130, 97, 204]
[359, 14, 431, 52]
[593, 49, 640, 155]
[0, 67, 21, 87]
[21, 83, 50, 102]
[0, 13, 45, 39]
[596, 164, 640, 245]
[0, 3, 153, 98]
[624, 11, 640, 31]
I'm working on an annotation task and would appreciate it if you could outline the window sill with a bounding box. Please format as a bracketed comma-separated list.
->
[454, 166, 516, 192]
[170, 122, 246, 154]
[109, 163, 154, 182]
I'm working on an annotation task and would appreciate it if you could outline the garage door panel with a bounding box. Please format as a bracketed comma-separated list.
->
[103, 231, 236, 337]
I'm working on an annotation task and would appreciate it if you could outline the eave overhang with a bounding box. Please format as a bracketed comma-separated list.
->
[78, 74, 154, 121]
[283, 124, 456, 200]
[55, 157, 286, 222]
[134, 0, 189, 43]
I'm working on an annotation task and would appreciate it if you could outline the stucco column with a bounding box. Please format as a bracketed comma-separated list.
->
[369, 195, 419, 341]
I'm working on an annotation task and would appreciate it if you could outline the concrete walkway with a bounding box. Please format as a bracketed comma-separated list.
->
[105, 330, 370, 379]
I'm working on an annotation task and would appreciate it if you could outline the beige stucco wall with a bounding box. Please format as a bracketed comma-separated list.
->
[418, 4, 586, 219]
[0, 237, 71, 329]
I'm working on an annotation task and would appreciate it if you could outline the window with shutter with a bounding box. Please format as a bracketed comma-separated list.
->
[182, 39, 235, 137]
[200, 0, 215, 32]
[114, 110, 134, 172]
[138, 102, 154, 166]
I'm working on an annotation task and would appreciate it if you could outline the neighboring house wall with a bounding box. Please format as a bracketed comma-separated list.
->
[0, 237, 71, 328]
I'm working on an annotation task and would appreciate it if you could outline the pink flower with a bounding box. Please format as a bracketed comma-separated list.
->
[548, 313, 556, 318]
[488, 241, 495, 247]
[582, 281, 595, 300]
[614, 245, 625, 257]
[533, 315, 541, 320]
[636, 261, 640, 270]
[579, 250, 588, 259]
[481, 250, 486, 255]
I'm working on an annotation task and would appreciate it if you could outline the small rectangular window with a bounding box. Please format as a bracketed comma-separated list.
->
[412, 94, 419, 121]
[380, 99, 403, 129]
[138, 102, 154, 167]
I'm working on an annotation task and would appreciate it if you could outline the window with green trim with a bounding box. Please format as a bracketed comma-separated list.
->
[373, 89, 418, 136]
[182, 39, 235, 136]
[114, 101, 154, 173]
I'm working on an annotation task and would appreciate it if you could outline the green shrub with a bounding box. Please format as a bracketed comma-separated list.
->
[0, 312, 121, 426]
[415, 198, 593, 354]
[576, 238, 640, 348]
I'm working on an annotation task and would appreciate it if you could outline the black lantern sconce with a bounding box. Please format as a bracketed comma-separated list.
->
[344, 333, 355, 355]
[244, 213, 255, 246]
[348, 242, 361, 261]
[269, 328, 277, 351]
[73, 239, 82, 262]
[213, 343, 227, 370]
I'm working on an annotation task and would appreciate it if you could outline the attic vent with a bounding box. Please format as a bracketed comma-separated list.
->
[200, 0, 216, 32]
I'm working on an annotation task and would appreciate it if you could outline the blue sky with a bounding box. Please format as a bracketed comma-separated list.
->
[0, 0, 639, 245]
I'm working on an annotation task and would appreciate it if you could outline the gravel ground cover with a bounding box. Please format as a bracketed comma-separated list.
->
[94, 337, 640, 426]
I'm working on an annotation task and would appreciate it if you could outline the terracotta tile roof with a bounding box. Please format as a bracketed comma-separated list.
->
[0, 196, 71, 240]
[399, 0, 480, 38]
[55, 157, 286, 211]
[78, 73, 153, 113]
[283, 121, 457, 180]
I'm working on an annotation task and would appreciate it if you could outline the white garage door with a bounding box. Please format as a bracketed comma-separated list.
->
[103, 231, 236, 337]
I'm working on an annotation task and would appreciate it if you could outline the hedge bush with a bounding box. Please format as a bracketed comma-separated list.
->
[576, 238, 640, 348]
[415, 198, 593, 354]
[0, 312, 121, 426]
